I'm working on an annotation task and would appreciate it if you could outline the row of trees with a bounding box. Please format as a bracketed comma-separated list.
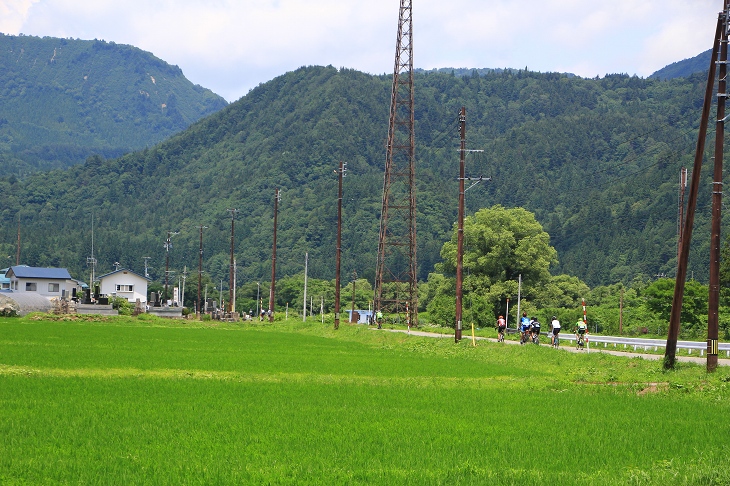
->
[166, 205, 726, 340]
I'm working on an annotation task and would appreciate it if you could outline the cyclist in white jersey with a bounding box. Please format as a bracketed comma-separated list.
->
[550, 316, 561, 346]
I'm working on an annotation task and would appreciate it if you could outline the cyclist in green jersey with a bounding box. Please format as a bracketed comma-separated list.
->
[575, 319, 587, 347]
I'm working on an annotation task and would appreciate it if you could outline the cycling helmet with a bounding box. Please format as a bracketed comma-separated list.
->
[499, 315, 503, 319]
[552, 316, 557, 320]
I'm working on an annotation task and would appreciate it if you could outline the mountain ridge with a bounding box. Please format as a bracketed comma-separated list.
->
[0, 33, 228, 176]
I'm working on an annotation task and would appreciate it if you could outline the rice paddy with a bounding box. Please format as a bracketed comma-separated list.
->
[1, 315, 728, 484]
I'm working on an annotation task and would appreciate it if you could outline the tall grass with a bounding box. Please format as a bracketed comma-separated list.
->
[0, 315, 729, 484]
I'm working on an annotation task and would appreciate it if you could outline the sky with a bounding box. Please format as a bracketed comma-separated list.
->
[0, 0, 722, 102]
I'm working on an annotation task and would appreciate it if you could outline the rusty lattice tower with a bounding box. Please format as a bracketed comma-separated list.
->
[374, 0, 417, 327]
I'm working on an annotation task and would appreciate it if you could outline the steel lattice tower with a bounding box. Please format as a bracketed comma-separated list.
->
[374, 0, 417, 327]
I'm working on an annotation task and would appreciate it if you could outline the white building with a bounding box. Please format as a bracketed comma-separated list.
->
[5, 266, 78, 298]
[97, 268, 150, 305]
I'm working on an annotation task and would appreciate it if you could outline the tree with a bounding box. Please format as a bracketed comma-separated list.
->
[429, 205, 558, 327]
[643, 278, 707, 333]
[439, 205, 557, 304]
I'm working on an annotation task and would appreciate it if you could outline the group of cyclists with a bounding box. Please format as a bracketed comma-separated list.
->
[496, 312, 588, 348]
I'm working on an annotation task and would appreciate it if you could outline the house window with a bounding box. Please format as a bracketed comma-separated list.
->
[48, 283, 60, 292]
[116, 284, 134, 292]
[25, 282, 37, 291]
[1, 283, 8, 290]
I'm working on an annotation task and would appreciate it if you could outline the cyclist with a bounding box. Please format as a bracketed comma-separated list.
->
[530, 317, 541, 343]
[376, 310, 383, 329]
[549, 316, 561, 347]
[496, 315, 506, 342]
[575, 318, 587, 348]
[519, 312, 530, 344]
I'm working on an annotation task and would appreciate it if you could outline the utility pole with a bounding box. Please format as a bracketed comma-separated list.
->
[708, 2, 728, 372]
[143, 256, 152, 278]
[87, 214, 97, 298]
[374, 0, 418, 328]
[350, 270, 357, 323]
[454, 107, 488, 343]
[666, 10, 723, 369]
[455, 107, 467, 342]
[335, 161, 345, 330]
[227, 209, 239, 314]
[677, 167, 688, 266]
[303, 252, 308, 322]
[164, 230, 179, 305]
[15, 215, 20, 265]
[196, 225, 207, 319]
[619, 287, 624, 335]
[269, 189, 280, 322]
[181, 266, 188, 310]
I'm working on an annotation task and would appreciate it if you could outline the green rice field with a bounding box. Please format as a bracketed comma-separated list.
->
[1, 315, 729, 484]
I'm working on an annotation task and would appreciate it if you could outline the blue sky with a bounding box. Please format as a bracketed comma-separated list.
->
[0, 0, 720, 102]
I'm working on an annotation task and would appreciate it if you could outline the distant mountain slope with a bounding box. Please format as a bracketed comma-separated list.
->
[650, 49, 711, 80]
[0, 33, 227, 175]
[0, 66, 714, 291]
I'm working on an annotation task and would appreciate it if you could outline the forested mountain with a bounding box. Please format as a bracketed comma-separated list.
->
[650, 49, 711, 80]
[0, 64, 720, 293]
[0, 34, 227, 176]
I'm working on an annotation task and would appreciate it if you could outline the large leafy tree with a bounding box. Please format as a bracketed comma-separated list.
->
[643, 278, 707, 332]
[430, 205, 558, 327]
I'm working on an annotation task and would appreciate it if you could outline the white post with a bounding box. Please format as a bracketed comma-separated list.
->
[515, 274, 522, 330]
[303, 252, 308, 322]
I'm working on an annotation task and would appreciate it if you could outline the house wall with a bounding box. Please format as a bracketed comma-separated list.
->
[12, 278, 74, 297]
[99, 272, 147, 304]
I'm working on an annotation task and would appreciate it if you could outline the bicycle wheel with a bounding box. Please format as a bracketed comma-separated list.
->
[554, 336, 560, 348]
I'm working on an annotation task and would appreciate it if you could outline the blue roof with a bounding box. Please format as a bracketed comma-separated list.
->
[7, 266, 73, 280]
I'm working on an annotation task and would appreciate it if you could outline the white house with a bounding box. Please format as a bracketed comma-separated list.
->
[97, 268, 150, 305]
[5, 266, 77, 298]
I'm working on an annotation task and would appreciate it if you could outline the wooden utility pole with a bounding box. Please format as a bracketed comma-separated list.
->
[268, 189, 280, 322]
[619, 287, 624, 335]
[227, 209, 238, 314]
[665, 11, 723, 369]
[677, 167, 688, 266]
[335, 161, 345, 330]
[455, 107, 466, 343]
[164, 230, 179, 305]
[15, 215, 20, 265]
[708, 2, 728, 371]
[197, 225, 207, 319]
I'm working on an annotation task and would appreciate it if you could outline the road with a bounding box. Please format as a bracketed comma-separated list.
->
[377, 328, 730, 367]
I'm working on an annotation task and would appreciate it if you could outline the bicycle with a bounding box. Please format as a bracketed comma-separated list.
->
[531, 329, 541, 345]
[497, 327, 505, 343]
[552, 332, 560, 348]
[576, 333, 585, 350]
[520, 331, 528, 345]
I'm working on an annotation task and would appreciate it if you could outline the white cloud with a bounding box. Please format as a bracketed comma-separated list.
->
[0, 0, 41, 33]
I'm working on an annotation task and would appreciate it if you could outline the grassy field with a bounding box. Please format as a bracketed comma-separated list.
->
[1, 314, 729, 485]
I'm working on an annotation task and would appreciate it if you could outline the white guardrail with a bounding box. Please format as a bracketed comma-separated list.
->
[506, 329, 730, 357]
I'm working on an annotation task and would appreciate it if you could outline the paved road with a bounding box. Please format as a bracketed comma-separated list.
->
[378, 328, 730, 367]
